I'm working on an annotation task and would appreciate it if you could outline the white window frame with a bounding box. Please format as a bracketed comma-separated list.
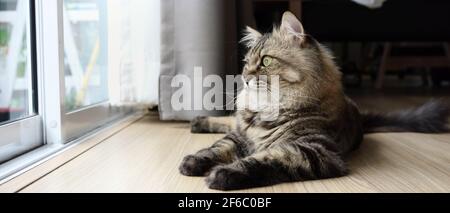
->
[0, 0, 43, 163]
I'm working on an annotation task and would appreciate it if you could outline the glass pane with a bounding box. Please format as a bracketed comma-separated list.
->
[63, 0, 108, 112]
[0, 0, 33, 125]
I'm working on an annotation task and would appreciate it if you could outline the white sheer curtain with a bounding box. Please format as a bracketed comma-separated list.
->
[108, 0, 161, 107]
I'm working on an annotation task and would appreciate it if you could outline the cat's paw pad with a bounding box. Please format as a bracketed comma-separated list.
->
[179, 155, 213, 177]
[206, 166, 247, 191]
[191, 116, 209, 133]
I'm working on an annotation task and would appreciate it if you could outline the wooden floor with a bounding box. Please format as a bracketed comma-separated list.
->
[15, 107, 450, 192]
[1, 93, 448, 193]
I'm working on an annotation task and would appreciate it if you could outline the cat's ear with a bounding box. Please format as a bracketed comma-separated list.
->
[241, 26, 262, 48]
[280, 11, 305, 42]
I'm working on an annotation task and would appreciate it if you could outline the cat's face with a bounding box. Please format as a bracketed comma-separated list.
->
[238, 12, 342, 112]
[241, 12, 322, 89]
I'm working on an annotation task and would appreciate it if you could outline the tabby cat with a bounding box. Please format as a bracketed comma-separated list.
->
[179, 12, 450, 190]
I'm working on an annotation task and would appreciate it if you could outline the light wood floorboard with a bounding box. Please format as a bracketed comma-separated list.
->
[17, 114, 450, 193]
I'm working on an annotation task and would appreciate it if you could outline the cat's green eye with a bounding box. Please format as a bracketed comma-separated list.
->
[262, 56, 273, 67]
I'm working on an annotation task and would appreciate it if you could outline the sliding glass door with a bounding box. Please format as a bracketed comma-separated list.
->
[34, 0, 131, 144]
[0, 0, 42, 163]
[0, 0, 136, 180]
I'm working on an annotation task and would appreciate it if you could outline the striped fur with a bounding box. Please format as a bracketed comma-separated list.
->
[180, 12, 450, 190]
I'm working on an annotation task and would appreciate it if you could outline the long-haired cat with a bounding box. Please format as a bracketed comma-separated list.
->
[179, 12, 450, 190]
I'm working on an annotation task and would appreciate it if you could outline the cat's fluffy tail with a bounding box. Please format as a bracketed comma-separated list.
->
[362, 100, 450, 134]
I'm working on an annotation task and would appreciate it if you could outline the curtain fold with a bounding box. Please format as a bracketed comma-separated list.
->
[159, 0, 237, 121]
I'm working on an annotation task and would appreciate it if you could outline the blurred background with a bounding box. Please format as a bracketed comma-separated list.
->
[235, 0, 450, 112]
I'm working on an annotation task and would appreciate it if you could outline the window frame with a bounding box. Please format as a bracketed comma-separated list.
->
[0, 0, 43, 163]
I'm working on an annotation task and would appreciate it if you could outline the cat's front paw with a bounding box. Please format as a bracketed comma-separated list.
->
[191, 116, 209, 133]
[206, 166, 248, 191]
[179, 155, 215, 177]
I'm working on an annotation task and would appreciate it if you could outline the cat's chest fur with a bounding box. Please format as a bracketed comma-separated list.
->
[237, 110, 292, 150]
